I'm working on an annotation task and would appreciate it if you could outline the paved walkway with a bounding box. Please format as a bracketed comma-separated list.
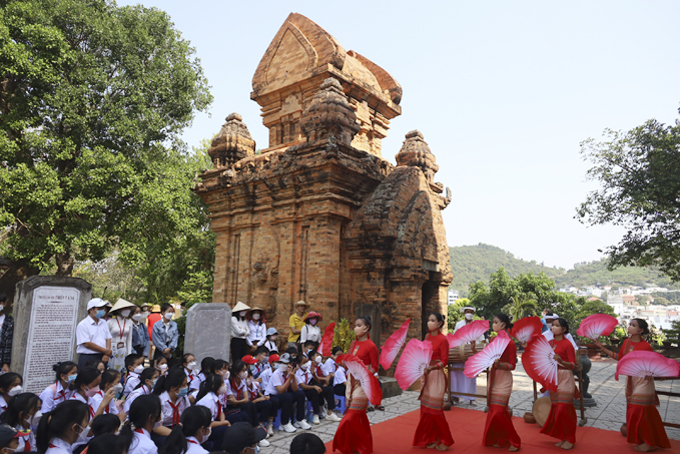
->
[260, 360, 680, 454]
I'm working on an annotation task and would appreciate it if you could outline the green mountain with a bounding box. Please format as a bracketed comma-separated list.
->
[449, 243, 680, 296]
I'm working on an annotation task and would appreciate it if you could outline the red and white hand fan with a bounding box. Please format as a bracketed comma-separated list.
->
[509, 317, 543, 344]
[576, 314, 618, 340]
[615, 351, 680, 381]
[464, 330, 511, 378]
[318, 322, 336, 357]
[447, 319, 489, 348]
[522, 335, 559, 392]
[380, 319, 410, 370]
[394, 339, 433, 390]
[337, 354, 383, 405]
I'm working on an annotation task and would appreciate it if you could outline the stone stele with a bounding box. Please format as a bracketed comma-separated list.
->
[11, 276, 92, 394]
[183, 303, 232, 366]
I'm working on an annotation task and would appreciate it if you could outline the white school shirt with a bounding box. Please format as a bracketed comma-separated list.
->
[186, 437, 209, 454]
[265, 369, 292, 396]
[263, 339, 279, 353]
[227, 378, 247, 400]
[76, 316, 112, 354]
[196, 392, 223, 421]
[323, 358, 337, 375]
[333, 366, 347, 386]
[542, 330, 579, 350]
[300, 325, 321, 343]
[197, 372, 207, 386]
[125, 384, 151, 413]
[91, 390, 119, 415]
[15, 424, 36, 452]
[129, 428, 158, 454]
[124, 372, 141, 397]
[259, 368, 273, 391]
[159, 391, 190, 427]
[231, 317, 249, 339]
[246, 321, 267, 347]
[69, 393, 94, 448]
[0, 395, 7, 415]
[45, 437, 73, 454]
[295, 367, 314, 386]
[40, 382, 73, 413]
[185, 368, 200, 392]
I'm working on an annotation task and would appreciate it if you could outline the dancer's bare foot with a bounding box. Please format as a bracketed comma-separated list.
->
[561, 442, 574, 450]
[555, 441, 565, 448]
[634, 443, 656, 452]
[509, 447, 520, 452]
[426, 443, 438, 449]
[435, 444, 450, 451]
[492, 444, 500, 448]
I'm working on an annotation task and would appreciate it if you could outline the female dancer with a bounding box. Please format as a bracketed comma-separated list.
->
[539, 318, 577, 450]
[593, 319, 670, 452]
[483, 314, 520, 451]
[333, 316, 379, 454]
[413, 312, 454, 451]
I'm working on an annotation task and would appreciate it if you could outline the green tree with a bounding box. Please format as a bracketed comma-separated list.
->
[577, 109, 680, 281]
[0, 0, 212, 301]
[506, 296, 538, 322]
[447, 298, 469, 331]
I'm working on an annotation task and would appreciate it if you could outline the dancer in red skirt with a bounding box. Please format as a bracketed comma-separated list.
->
[539, 317, 577, 450]
[483, 314, 520, 451]
[412, 312, 454, 450]
[333, 316, 380, 454]
[594, 318, 671, 452]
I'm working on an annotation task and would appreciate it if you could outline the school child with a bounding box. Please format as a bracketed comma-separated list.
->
[246, 307, 267, 352]
[196, 357, 214, 387]
[122, 354, 144, 397]
[91, 370, 124, 421]
[152, 369, 191, 438]
[69, 368, 114, 448]
[207, 360, 249, 425]
[300, 312, 322, 349]
[226, 361, 260, 428]
[126, 368, 160, 414]
[194, 374, 232, 449]
[290, 433, 326, 454]
[41, 363, 77, 413]
[156, 406, 212, 454]
[246, 369, 273, 434]
[181, 354, 199, 392]
[0, 424, 22, 454]
[264, 353, 309, 433]
[36, 400, 90, 454]
[0, 373, 23, 416]
[296, 353, 340, 424]
[154, 357, 168, 377]
[75, 414, 120, 454]
[119, 394, 161, 454]
[263, 328, 279, 354]
[89, 414, 120, 438]
[0, 392, 40, 451]
[91, 361, 105, 375]
[258, 354, 279, 391]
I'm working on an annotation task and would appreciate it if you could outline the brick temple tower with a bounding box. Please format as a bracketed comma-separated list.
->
[197, 13, 452, 369]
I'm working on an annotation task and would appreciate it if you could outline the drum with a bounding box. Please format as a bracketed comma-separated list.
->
[533, 397, 551, 427]
[448, 341, 487, 363]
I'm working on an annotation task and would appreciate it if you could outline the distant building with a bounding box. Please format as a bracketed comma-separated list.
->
[447, 290, 459, 305]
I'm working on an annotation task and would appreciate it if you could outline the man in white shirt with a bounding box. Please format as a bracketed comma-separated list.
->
[450, 306, 485, 405]
[76, 298, 113, 369]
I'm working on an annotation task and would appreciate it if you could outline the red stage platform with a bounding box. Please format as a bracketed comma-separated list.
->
[326, 407, 680, 453]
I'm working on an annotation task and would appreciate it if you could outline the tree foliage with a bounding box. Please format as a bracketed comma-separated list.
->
[0, 0, 212, 299]
[578, 110, 680, 281]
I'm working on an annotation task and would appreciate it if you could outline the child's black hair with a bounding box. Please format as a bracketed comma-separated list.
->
[90, 413, 121, 437]
[289, 433, 327, 454]
[331, 346, 343, 355]
[211, 360, 229, 375]
[153, 368, 186, 395]
[52, 362, 77, 384]
[124, 354, 142, 371]
[119, 395, 161, 453]
[100, 369, 120, 391]
[36, 400, 90, 454]
[254, 346, 269, 356]
[0, 392, 40, 427]
[157, 405, 212, 454]
[0, 373, 22, 393]
[199, 357, 214, 376]
[195, 373, 223, 402]
[73, 367, 100, 391]
[86, 433, 125, 454]
[229, 360, 247, 378]
[135, 367, 159, 391]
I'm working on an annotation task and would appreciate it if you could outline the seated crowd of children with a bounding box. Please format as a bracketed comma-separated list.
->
[0, 341, 347, 454]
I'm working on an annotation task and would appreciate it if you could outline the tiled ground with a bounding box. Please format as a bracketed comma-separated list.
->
[260, 360, 679, 454]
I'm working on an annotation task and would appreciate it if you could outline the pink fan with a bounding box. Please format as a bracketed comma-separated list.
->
[447, 319, 489, 348]
[380, 319, 410, 370]
[522, 335, 559, 392]
[509, 317, 543, 344]
[464, 330, 511, 378]
[337, 354, 383, 405]
[576, 314, 619, 340]
[394, 339, 433, 390]
[318, 322, 336, 357]
[615, 351, 680, 381]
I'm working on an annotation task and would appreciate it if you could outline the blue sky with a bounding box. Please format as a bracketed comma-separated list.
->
[118, 0, 680, 270]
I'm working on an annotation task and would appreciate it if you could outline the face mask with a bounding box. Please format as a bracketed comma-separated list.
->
[239, 311, 246, 317]
[164, 312, 174, 320]
[150, 378, 158, 388]
[246, 378, 253, 386]
[239, 371, 248, 380]
[0, 305, 4, 312]
[301, 362, 311, 371]
[113, 383, 124, 394]
[8, 385, 22, 397]
[279, 364, 289, 373]
[201, 427, 212, 443]
[252, 313, 261, 320]
[95, 309, 105, 319]
[187, 361, 197, 370]
[134, 365, 144, 374]
[315, 356, 322, 364]
[465, 313, 474, 321]
[177, 387, 189, 398]
[30, 411, 42, 427]
[132, 314, 142, 322]
[141, 311, 149, 317]
[157, 364, 168, 373]
[221, 370, 230, 380]
[309, 319, 317, 325]
[85, 385, 100, 398]
[153, 420, 162, 430]
[74, 423, 89, 444]
[120, 309, 131, 318]
[218, 385, 227, 395]
[67, 374, 78, 383]
[270, 336, 277, 341]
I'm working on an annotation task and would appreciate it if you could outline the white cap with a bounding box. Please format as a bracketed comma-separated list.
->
[87, 298, 107, 311]
[545, 313, 559, 320]
[460, 306, 476, 313]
